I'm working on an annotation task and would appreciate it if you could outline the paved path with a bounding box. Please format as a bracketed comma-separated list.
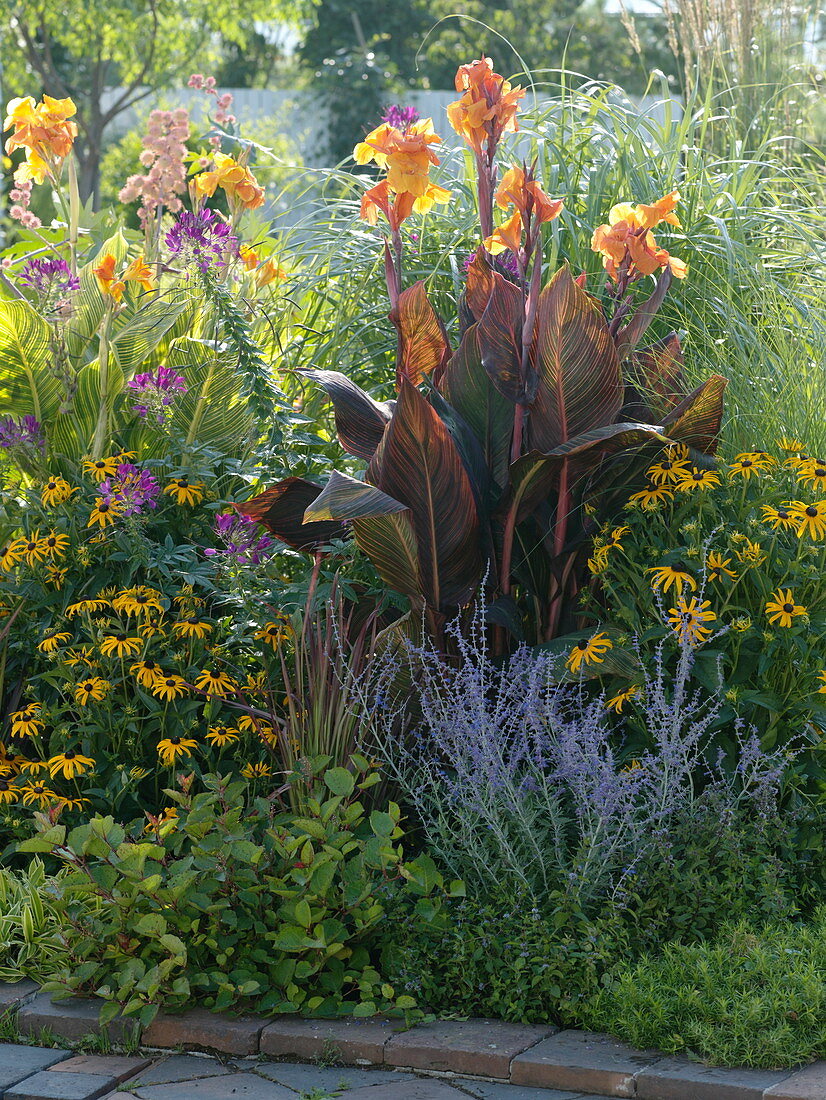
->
[0, 1045, 608, 1100]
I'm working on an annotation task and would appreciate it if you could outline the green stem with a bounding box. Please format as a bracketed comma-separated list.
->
[91, 310, 113, 459]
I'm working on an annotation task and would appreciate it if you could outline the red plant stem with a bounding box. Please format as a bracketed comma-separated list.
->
[303, 551, 323, 639]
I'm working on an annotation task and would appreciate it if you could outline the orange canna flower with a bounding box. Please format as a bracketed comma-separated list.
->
[495, 165, 563, 225]
[93, 253, 125, 302]
[355, 118, 442, 200]
[360, 178, 449, 232]
[255, 258, 287, 287]
[484, 210, 524, 255]
[447, 56, 525, 156]
[239, 245, 259, 270]
[194, 152, 265, 211]
[591, 193, 686, 283]
[4, 94, 77, 183]
[123, 254, 155, 293]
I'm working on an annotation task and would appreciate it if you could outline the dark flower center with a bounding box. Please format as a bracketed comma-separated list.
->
[95, 462, 105, 469]
[47, 537, 57, 546]
[26, 542, 36, 551]
[178, 479, 189, 488]
[171, 737, 181, 745]
[136, 595, 148, 603]
[165, 678, 176, 686]
[99, 504, 110, 513]
[806, 506, 818, 517]
[577, 640, 589, 651]
[692, 472, 703, 481]
[34, 785, 44, 794]
[0, 781, 8, 792]
[815, 469, 826, 478]
[64, 750, 76, 759]
[778, 511, 789, 519]
[47, 482, 56, 489]
[783, 603, 794, 613]
[187, 616, 200, 625]
[662, 460, 673, 469]
[144, 660, 157, 670]
[741, 460, 753, 467]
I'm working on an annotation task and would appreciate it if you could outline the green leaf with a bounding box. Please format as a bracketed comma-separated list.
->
[323, 768, 355, 797]
[0, 299, 64, 422]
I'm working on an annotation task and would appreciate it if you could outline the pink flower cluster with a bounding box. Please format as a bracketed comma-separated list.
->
[9, 177, 42, 229]
[119, 108, 191, 227]
[188, 73, 236, 152]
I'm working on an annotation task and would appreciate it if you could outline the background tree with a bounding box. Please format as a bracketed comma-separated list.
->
[0, 0, 309, 205]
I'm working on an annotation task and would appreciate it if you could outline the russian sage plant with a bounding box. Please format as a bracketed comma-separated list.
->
[366, 607, 788, 911]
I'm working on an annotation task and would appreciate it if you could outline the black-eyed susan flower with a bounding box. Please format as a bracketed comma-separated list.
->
[172, 615, 212, 640]
[817, 671, 826, 694]
[66, 597, 110, 617]
[139, 618, 166, 638]
[706, 552, 736, 582]
[164, 478, 205, 506]
[244, 671, 268, 693]
[64, 647, 97, 669]
[37, 530, 70, 560]
[20, 781, 58, 807]
[157, 736, 198, 766]
[10, 705, 44, 738]
[45, 566, 68, 589]
[796, 462, 826, 497]
[206, 724, 240, 747]
[87, 497, 122, 528]
[730, 615, 752, 633]
[0, 778, 19, 804]
[17, 758, 48, 775]
[0, 743, 24, 776]
[21, 531, 48, 567]
[675, 468, 721, 492]
[194, 668, 236, 696]
[82, 456, 119, 481]
[144, 807, 178, 833]
[627, 486, 673, 510]
[566, 632, 613, 674]
[242, 761, 272, 779]
[73, 677, 110, 705]
[777, 437, 805, 454]
[765, 588, 807, 629]
[760, 505, 799, 532]
[649, 564, 698, 594]
[727, 454, 767, 479]
[37, 630, 72, 653]
[587, 548, 610, 575]
[0, 540, 25, 572]
[647, 456, 690, 485]
[111, 449, 137, 464]
[253, 621, 290, 650]
[734, 538, 767, 567]
[130, 658, 163, 688]
[99, 633, 142, 659]
[604, 526, 629, 547]
[786, 501, 826, 541]
[48, 750, 95, 779]
[41, 476, 75, 507]
[152, 674, 188, 702]
[667, 597, 716, 646]
[606, 685, 640, 713]
[112, 587, 164, 617]
[56, 796, 91, 811]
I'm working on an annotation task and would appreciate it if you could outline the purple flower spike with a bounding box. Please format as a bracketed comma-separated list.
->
[100, 463, 160, 517]
[205, 511, 274, 566]
[165, 208, 238, 273]
[19, 257, 80, 296]
[381, 105, 420, 132]
[127, 366, 188, 423]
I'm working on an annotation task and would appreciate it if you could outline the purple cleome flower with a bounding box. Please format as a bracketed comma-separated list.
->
[165, 208, 237, 273]
[19, 256, 80, 295]
[381, 104, 420, 132]
[100, 463, 160, 517]
[204, 511, 274, 566]
[464, 248, 520, 281]
[0, 414, 45, 453]
[127, 366, 188, 422]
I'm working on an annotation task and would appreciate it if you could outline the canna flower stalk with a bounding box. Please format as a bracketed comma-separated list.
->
[447, 56, 525, 239]
[4, 95, 77, 186]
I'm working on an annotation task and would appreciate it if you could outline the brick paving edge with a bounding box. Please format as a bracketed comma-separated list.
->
[1, 984, 823, 1100]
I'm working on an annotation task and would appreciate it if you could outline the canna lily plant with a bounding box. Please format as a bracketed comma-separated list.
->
[237, 56, 727, 649]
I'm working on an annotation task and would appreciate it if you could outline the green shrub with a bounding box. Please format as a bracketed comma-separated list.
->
[19, 760, 460, 1025]
[584, 908, 826, 1068]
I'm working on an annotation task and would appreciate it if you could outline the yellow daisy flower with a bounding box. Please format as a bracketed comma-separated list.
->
[45, 565, 68, 589]
[649, 565, 698, 594]
[130, 658, 164, 688]
[0, 540, 25, 572]
[111, 587, 165, 617]
[587, 548, 610, 575]
[63, 646, 97, 668]
[786, 501, 826, 541]
[241, 762, 272, 779]
[647, 457, 690, 485]
[706, 552, 736, 582]
[734, 538, 767, 567]
[164, 478, 205, 506]
[139, 618, 166, 638]
[73, 677, 110, 705]
[41, 477, 76, 507]
[56, 796, 91, 811]
[37, 530, 70, 560]
[10, 705, 44, 739]
[172, 616, 212, 640]
[253, 622, 290, 650]
[17, 759, 49, 775]
[667, 597, 716, 646]
[194, 668, 236, 697]
[0, 778, 19, 804]
[727, 454, 766, 479]
[152, 674, 188, 702]
[566, 632, 613, 674]
[99, 633, 142, 658]
[675, 468, 721, 492]
[206, 725, 241, 747]
[760, 505, 800, 532]
[48, 750, 95, 780]
[82, 456, 119, 481]
[606, 685, 641, 713]
[817, 672, 826, 694]
[777, 436, 805, 453]
[157, 736, 198, 766]
[765, 588, 807, 629]
[37, 630, 72, 653]
[20, 781, 58, 808]
[796, 462, 826, 497]
[87, 498, 122, 528]
[21, 532, 48, 567]
[627, 486, 674, 511]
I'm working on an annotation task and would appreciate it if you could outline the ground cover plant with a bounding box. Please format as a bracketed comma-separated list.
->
[1, 49, 825, 1062]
